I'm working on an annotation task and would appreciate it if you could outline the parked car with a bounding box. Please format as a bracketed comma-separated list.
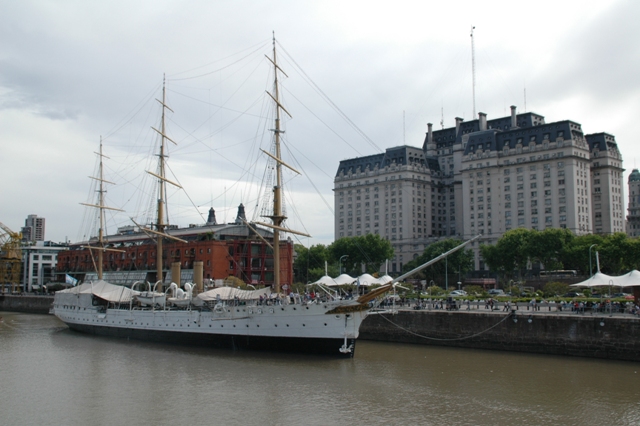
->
[448, 290, 467, 297]
[563, 292, 584, 298]
[488, 289, 506, 296]
[612, 293, 627, 298]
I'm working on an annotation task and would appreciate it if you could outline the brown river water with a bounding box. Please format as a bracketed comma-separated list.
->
[1, 311, 639, 426]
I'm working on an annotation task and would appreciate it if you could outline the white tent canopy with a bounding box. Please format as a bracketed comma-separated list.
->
[378, 275, 393, 284]
[196, 286, 271, 302]
[308, 275, 338, 286]
[571, 272, 616, 288]
[571, 270, 640, 288]
[316, 273, 394, 287]
[55, 280, 140, 305]
[356, 274, 378, 286]
[333, 274, 357, 285]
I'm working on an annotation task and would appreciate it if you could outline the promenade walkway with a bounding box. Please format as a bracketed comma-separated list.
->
[384, 299, 638, 319]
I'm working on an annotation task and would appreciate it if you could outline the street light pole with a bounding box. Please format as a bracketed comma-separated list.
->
[589, 244, 597, 277]
[445, 255, 448, 291]
[339, 255, 348, 275]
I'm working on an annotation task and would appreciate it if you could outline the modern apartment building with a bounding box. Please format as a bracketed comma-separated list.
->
[335, 106, 625, 272]
[22, 241, 68, 292]
[22, 214, 45, 242]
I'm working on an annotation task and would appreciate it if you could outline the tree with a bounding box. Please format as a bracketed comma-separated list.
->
[328, 234, 394, 275]
[598, 233, 631, 274]
[560, 234, 603, 274]
[293, 243, 330, 283]
[402, 238, 474, 281]
[480, 228, 533, 279]
[542, 281, 570, 297]
[525, 228, 574, 271]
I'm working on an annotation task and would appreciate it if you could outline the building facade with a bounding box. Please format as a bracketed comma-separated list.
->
[22, 214, 45, 242]
[335, 106, 625, 272]
[627, 169, 640, 237]
[56, 222, 294, 288]
[22, 241, 68, 292]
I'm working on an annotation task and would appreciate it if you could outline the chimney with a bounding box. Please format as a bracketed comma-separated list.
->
[479, 112, 487, 131]
[510, 105, 517, 128]
[455, 117, 463, 136]
[427, 123, 433, 144]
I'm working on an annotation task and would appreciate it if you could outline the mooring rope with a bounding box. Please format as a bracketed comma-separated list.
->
[377, 311, 513, 341]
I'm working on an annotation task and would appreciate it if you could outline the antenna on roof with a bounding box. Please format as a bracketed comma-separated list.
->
[470, 25, 476, 118]
[440, 106, 444, 130]
[403, 110, 406, 145]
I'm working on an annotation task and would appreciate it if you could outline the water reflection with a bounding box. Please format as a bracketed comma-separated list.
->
[1, 312, 639, 425]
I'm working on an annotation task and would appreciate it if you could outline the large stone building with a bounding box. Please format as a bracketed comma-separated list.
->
[335, 106, 625, 273]
[627, 169, 640, 237]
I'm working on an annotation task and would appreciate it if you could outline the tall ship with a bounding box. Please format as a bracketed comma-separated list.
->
[52, 37, 477, 357]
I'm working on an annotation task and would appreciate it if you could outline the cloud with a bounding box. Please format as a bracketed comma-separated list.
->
[0, 0, 636, 245]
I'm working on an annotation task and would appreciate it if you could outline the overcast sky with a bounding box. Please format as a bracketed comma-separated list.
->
[1, 0, 638, 246]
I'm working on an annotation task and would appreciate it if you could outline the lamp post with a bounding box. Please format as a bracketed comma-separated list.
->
[445, 255, 448, 292]
[589, 244, 597, 277]
[339, 255, 348, 275]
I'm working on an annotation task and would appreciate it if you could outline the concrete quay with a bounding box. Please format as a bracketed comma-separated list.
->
[3, 294, 639, 361]
[360, 304, 640, 362]
[0, 294, 54, 315]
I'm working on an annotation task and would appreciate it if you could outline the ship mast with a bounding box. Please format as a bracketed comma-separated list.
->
[271, 37, 285, 294]
[147, 76, 187, 291]
[81, 137, 124, 280]
[156, 78, 168, 290]
[257, 35, 310, 293]
[97, 138, 106, 280]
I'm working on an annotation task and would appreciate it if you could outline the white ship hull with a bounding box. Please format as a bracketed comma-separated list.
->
[52, 296, 367, 357]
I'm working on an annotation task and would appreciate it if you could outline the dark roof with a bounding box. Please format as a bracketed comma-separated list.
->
[463, 120, 581, 155]
[586, 132, 618, 152]
[336, 146, 426, 176]
[425, 112, 548, 149]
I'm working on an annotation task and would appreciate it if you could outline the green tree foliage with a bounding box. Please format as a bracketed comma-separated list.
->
[328, 234, 394, 275]
[525, 228, 574, 271]
[480, 228, 532, 278]
[598, 233, 632, 274]
[542, 281, 570, 297]
[402, 238, 474, 281]
[293, 244, 331, 283]
[294, 235, 394, 282]
[463, 285, 485, 296]
[561, 234, 603, 274]
[426, 285, 445, 296]
[481, 230, 640, 278]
